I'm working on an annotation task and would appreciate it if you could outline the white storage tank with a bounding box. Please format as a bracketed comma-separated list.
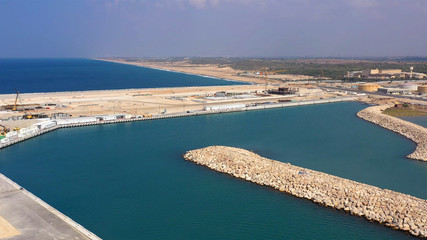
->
[398, 83, 419, 91]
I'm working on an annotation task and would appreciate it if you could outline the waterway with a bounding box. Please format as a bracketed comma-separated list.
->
[0, 58, 244, 94]
[0, 102, 426, 239]
[400, 116, 427, 128]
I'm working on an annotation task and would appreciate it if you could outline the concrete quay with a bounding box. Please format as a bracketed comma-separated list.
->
[357, 105, 427, 162]
[0, 174, 101, 240]
[184, 146, 427, 238]
[0, 96, 357, 150]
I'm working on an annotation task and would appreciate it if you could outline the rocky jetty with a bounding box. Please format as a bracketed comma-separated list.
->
[357, 105, 427, 162]
[184, 146, 427, 238]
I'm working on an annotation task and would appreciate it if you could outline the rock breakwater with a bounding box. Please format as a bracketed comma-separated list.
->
[357, 105, 427, 162]
[184, 146, 427, 238]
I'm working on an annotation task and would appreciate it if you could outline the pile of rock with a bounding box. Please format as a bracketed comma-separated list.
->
[357, 105, 427, 162]
[184, 146, 427, 238]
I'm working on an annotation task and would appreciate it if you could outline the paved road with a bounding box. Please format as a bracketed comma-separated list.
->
[321, 86, 427, 103]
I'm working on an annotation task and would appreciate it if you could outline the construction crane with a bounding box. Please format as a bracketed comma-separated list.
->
[260, 69, 288, 91]
[12, 88, 20, 111]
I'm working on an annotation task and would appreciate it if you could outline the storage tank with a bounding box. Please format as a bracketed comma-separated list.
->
[398, 83, 419, 91]
[418, 85, 427, 93]
[358, 83, 381, 92]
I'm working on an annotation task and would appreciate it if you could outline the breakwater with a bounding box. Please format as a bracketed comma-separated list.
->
[184, 146, 427, 238]
[357, 105, 427, 162]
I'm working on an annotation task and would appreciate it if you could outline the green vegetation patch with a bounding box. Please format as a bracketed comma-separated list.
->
[383, 107, 427, 117]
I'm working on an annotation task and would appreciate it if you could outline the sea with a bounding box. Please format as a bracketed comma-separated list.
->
[1, 102, 426, 240]
[0, 58, 244, 94]
[400, 116, 427, 128]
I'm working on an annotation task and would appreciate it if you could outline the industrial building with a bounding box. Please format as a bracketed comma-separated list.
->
[268, 87, 298, 95]
[397, 83, 419, 91]
[204, 104, 246, 111]
[346, 67, 426, 79]
[358, 83, 381, 92]
[55, 117, 97, 125]
[377, 88, 411, 95]
[418, 85, 427, 93]
[34, 121, 56, 130]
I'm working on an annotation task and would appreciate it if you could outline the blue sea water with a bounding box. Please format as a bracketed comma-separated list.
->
[0, 59, 244, 94]
[0, 102, 425, 240]
[400, 116, 427, 128]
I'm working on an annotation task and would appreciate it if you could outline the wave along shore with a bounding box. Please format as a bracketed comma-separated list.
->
[357, 105, 427, 162]
[184, 146, 427, 238]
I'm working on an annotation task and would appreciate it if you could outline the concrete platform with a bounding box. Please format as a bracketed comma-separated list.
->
[0, 174, 100, 240]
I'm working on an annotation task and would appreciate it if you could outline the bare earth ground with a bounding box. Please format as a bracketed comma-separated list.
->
[1, 59, 425, 130]
[0, 84, 335, 129]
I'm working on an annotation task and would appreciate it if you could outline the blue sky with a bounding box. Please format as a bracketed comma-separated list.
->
[0, 0, 426, 58]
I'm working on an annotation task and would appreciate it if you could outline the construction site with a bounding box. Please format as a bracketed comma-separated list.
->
[0, 83, 355, 145]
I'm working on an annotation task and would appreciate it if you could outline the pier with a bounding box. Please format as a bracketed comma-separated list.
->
[184, 146, 427, 238]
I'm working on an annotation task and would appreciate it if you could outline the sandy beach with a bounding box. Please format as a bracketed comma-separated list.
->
[96, 58, 320, 84]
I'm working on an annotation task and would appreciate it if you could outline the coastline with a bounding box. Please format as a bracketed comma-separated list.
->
[94, 58, 251, 85]
[357, 105, 427, 162]
[0, 97, 357, 150]
[95, 58, 269, 85]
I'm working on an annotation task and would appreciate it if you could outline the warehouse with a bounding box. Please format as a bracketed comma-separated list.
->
[34, 120, 57, 130]
[377, 88, 410, 95]
[204, 103, 246, 111]
[55, 117, 97, 125]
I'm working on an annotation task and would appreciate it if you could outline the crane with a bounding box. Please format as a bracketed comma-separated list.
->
[12, 88, 20, 111]
[260, 69, 288, 91]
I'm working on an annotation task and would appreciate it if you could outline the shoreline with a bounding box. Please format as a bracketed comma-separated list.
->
[94, 58, 271, 85]
[94, 58, 252, 85]
[184, 146, 427, 238]
[357, 105, 427, 162]
[0, 82, 255, 96]
[0, 97, 357, 150]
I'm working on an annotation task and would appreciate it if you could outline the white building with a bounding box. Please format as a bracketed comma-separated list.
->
[55, 117, 97, 125]
[204, 103, 246, 111]
[34, 120, 57, 130]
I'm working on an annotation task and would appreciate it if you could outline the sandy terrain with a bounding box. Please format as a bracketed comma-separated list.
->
[97, 58, 319, 84]
[0, 216, 20, 239]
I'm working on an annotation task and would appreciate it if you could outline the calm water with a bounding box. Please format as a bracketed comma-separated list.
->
[0, 59, 244, 94]
[1, 102, 426, 240]
[400, 116, 427, 128]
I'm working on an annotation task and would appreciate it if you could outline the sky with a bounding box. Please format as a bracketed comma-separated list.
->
[0, 0, 426, 58]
